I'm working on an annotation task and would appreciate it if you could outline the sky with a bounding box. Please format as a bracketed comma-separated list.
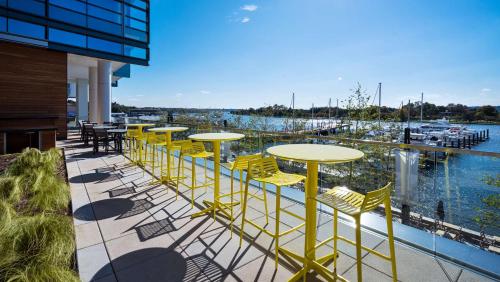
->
[114, 0, 500, 109]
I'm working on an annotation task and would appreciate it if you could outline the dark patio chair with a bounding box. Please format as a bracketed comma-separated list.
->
[93, 128, 111, 154]
[83, 123, 95, 145]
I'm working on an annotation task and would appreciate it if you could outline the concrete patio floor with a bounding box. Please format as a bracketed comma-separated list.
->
[60, 133, 496, 282]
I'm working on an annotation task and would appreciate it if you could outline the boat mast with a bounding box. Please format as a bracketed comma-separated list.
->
[420, 92, 424, 124]
[336, 98, 339, 125]
[407, 99, 411, 128]
[292, 92, 295, 133]
[311, 103, 314, 130]
[378, 82, 382, 128]
[328, 98, 332, 127]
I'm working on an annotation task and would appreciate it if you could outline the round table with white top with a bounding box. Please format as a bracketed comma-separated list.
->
[125, 123, 155, 165]
[188, 132, 245, 219]
[266, 144, 364, 281]
[148, 127, 189, 183]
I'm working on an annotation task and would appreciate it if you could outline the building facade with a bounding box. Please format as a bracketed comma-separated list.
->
[0, 0, 150, 153]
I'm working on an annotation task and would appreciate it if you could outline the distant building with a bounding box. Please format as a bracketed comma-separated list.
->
[0, 0, 150, 153]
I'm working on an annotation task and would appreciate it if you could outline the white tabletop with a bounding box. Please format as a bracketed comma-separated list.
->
[148, 127, 189, 133]
[189, 133, 245, 142]
[267, 144, 364, 164]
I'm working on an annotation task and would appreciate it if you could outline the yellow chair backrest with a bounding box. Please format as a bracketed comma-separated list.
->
[361, 182, 392, 212]
[232, 153, 262, 171]
[248, 157, 279, 179]
[179, 141, 206, 155]
[127, 128, 140, 138]
[145, 132, 166, 144]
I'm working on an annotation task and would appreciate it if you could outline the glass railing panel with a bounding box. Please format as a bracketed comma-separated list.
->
[149, 120, 499, 276]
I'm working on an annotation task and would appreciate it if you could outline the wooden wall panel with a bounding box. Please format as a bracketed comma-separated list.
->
[0, 42, 67, 139]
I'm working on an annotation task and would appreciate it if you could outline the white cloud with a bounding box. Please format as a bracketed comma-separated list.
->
[136, 94, 144, 97]
[337, 77, 343, 81]
[200, 90, 211, 94]
[241, 17, 250, 23]
[128, 98, 139, 101]
[175, 93, 183, 98]
[241, 4, 258, 12]
[481, 88, 491, 92]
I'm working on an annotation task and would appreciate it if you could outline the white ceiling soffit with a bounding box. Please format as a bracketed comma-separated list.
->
[67, 53, 126, 81]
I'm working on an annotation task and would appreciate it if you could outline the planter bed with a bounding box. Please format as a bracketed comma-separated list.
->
[0, 148, 78, 281]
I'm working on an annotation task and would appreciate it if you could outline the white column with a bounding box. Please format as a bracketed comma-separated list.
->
[98, 60, 112, 123]
[76, 79, 89, 121]
[88, 66, 98, 123]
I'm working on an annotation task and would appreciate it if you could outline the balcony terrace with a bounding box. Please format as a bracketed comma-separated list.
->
[60, 130, 498, 282]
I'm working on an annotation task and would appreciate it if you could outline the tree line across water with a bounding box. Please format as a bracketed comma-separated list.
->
[230, 103, 499, 123]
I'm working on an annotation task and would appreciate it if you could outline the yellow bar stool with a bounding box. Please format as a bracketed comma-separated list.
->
[314, 182, 397, 282]
[144, 132, 167, 179]
[175, 141, 215, 207]
[126, 128, 140, 162]
[220, 153, 264, 234]
[166, 140, 191, 177]
[239, 157, 306, 269]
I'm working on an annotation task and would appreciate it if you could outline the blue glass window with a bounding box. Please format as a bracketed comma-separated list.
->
[88, 37, 122, 55]
[8, 19, 45, 39]
[124, 27, 147, 42]
[88, 0, 122, 13]
[49, 0, 85, 13]
[8, 0, 45, 16]
[49, 6, 86, 27]
[49, 28, 86, 48]
[125, 5, 146, 21]
[0, 0, 6, 6]
[124, 0, 146, 10]
[0, 17, 6, 32]
[88, 17, 122, 36]
[88, 5, 122, 24]
[124, 45, 146, 59]
[125, 17, 146, 31]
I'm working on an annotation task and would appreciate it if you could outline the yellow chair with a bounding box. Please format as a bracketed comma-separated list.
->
[220, 153, 264, 234]
[315, 183, 397, 282]
[144, 131, 167, 179]
[175, 141, 214, 207]
[164, 139, 191, 179]
[126, 128, 140, 161]
[239, 157, 306, 268]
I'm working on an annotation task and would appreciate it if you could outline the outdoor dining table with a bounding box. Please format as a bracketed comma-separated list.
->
[147, 127, 189, 183]
[266, 144, 364, 281]
[188, 132, 245, 219]
[107, 128, 127, 153]
[126, 123, 155, 165]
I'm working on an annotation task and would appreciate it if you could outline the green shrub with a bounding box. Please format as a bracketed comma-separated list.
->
[0, 177, 22, 204]
[1, 263, 79, 282]
[25, 171, 70, 214]
[6, 148, 62, 188]
[0, 215, 75, 274]
[0, 199, 15, 230]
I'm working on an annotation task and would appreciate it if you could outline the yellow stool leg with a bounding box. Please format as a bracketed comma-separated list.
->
[176, 154, 182, 200]
[239, 177, 250, 247]
[204, 158, 208, 193]
[129, 138, 133, 160]
[274, 185, 281, 269]
[333, 209, 338, 273]
[230, 170, 234, 236]
[239, 169, 243, 204]
[385, 199, 398, 282]
[152, 145, 156, 178]
[355, 216, 362, 282]
[160, 146, 164, 180]
[262, 183, 269, 224]
[191, 157, 196, 208]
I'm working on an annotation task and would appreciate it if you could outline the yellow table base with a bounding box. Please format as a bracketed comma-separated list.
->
[191, 200, 240, 219]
